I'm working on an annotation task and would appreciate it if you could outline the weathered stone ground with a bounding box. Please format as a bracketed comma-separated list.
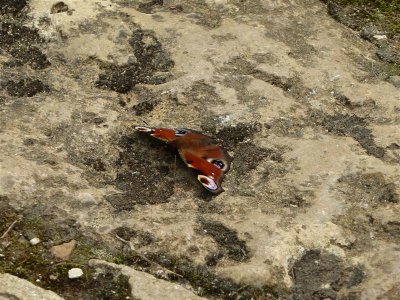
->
[0, 0, 399, 299]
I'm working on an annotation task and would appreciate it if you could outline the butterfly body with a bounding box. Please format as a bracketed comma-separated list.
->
[135, 126, 231, 194]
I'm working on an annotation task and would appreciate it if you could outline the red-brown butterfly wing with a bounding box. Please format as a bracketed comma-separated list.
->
[135, 126, 178, 143]
[175, 132, 232, 173]
[179, 150, 224, 194]
[136, 126, 231, 194]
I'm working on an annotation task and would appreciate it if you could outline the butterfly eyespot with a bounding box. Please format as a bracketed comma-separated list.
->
[211, 159, 225, 170]
[206, 158, 228, 171]
[198, 175, 218, 191]
[175, 129, 187, 136]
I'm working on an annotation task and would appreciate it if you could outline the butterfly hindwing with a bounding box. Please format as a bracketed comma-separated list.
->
[179, 150, 224, 193]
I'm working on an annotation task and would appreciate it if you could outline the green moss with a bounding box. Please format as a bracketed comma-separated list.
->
[329, 0, 400, 35]
[0, 202, 131, 299]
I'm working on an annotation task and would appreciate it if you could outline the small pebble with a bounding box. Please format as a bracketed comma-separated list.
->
[30, 237, 41, 245]
[68, 267, 83, 279]
[373, 34, 387, 40]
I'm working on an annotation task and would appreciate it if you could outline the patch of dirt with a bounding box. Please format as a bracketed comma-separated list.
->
[137, 0, 164, 14]
[310, 112, 386, 158]
[105, 131, 176, 210]
[50, 2, 69, 14]
[0, 0, 28, 16]
[198, 219, 250, 263]
[131, 86, 176, 116]
[332, 91, 377, 113]
[96, 29, 174, 93]
[268, 118, 305, 138]
[272, 188, 314, 209]
[334, 208, 400, 253]
[337, 172, 399, 205]
[333, 173, 399, 252]
[290, 249, 364, 300]
[220, 56, 309, 102]
[0, 23, 50, 69]
[232, 142, 283, 175]
[0, 196, 20, 233]
[214, 122, 262, 150]
[6, 79, 49, 97]
[183, 80, 223, 105]
[113, 226, 155, 249]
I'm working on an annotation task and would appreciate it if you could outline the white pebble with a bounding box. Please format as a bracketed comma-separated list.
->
[373, 34, 387, 40]
[30, 237, 41, 245]
[68, 268, 83, 279]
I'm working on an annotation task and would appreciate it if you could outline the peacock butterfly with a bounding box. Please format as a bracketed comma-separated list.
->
[135, 126, 232, 194]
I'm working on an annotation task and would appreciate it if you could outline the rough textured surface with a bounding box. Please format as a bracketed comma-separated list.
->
[90, 259, 206, 300]
[0, 273, 64, 300]
[0, 0, 399, 299]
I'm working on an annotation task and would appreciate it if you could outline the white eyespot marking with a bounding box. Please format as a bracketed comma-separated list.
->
[207, 158, 228, 171]
[135, 126, 153, 132]
[198, 175, 219, 191]
[175, 129, 187, 136]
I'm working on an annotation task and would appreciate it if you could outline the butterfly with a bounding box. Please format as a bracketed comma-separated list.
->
[135, 126, 232, 194]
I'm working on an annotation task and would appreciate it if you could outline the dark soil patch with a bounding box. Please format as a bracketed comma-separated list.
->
[23, 138, 37, 146]
[273, 188, 314, 209]
[334, 173, 399, 251]
[183, 80, 223, 105]
[214, 122, 262, 150]
[310, 112, 385, 158]
[335, 209, 400, 252]
[167, 2, 223, 28]
[96, 29, 174, 93]
[220, 56, 308, 99]
[0, 195, 20, 233]
[137, 0, 163, 14]
[290, 249, 364, 300]
[113, 226, 155, 248]
[80, 112, 106, 125]
[382, 221, 400, 238]
[82, 158, 106, 172]
[50, 2, 69, 14]
[268, 117, 305, 137]
[131, 87, 169, 116]
[337, 172, 399, 205]
[6, 79, 49, 97]
[132, 98, 160, 115]
[106, 131, 176, 210]
[233, 142, 282, 174]
[0, 0, 28, 16]
[333, 91, 377, 110]
[0, 23, 50, 69]
[199, 219, 250, 263]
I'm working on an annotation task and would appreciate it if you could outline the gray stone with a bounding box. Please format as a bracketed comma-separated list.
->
[89, 259, 206, 300]
[0, 273, 64, 300]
